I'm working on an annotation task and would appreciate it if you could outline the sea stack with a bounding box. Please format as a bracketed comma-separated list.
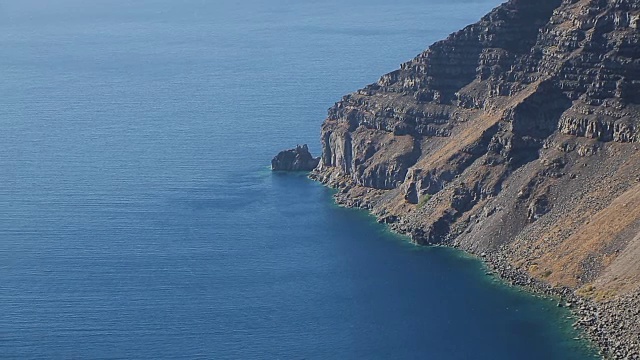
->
[271, 144, 320, 171]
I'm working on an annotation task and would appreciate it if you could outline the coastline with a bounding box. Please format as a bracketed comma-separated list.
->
[310, 169, 639, 360]
[302, 0, 640, 357]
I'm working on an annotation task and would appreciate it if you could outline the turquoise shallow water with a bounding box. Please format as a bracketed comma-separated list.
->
[0, 0, 598, 358]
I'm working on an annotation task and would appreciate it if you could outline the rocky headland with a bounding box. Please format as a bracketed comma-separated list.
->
[305, 0, 640, 358]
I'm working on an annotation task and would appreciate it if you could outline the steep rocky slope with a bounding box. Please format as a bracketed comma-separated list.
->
[310, 0, 640, 358]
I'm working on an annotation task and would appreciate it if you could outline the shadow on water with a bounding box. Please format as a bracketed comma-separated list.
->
[165, 169, 275, 212]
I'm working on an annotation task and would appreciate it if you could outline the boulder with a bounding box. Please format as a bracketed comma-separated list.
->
[271, 144, 320, 171]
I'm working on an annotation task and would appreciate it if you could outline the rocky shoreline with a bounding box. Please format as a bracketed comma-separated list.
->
[465, 247, 639, 360]
[308, 170, 639, 359]
[289, 0, 640, 358]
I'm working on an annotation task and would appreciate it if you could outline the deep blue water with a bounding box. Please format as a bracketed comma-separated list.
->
[0, 0, 597, 359]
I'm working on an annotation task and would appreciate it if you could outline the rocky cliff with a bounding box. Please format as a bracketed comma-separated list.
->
[310, 0, 640, 358]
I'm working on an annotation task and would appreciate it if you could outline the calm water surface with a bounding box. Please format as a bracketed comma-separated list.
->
[0, 0, 598, 358]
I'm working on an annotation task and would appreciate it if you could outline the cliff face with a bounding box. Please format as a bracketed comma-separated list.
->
[311, 0, 640, 357]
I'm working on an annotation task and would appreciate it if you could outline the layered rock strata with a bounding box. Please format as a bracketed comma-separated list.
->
[310, 0, 640, 358]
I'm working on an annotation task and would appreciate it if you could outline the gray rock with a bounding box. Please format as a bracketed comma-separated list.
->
[271, 144, 320, 171]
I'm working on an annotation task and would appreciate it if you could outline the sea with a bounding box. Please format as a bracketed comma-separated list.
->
[0, 0, 599, 358]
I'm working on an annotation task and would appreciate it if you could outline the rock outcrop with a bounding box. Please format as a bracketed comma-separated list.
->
[271, 144, 320, 171]
[310, 0, 640, 358]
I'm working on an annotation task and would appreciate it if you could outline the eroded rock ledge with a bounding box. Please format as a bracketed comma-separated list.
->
[310, 0, 640, 358]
